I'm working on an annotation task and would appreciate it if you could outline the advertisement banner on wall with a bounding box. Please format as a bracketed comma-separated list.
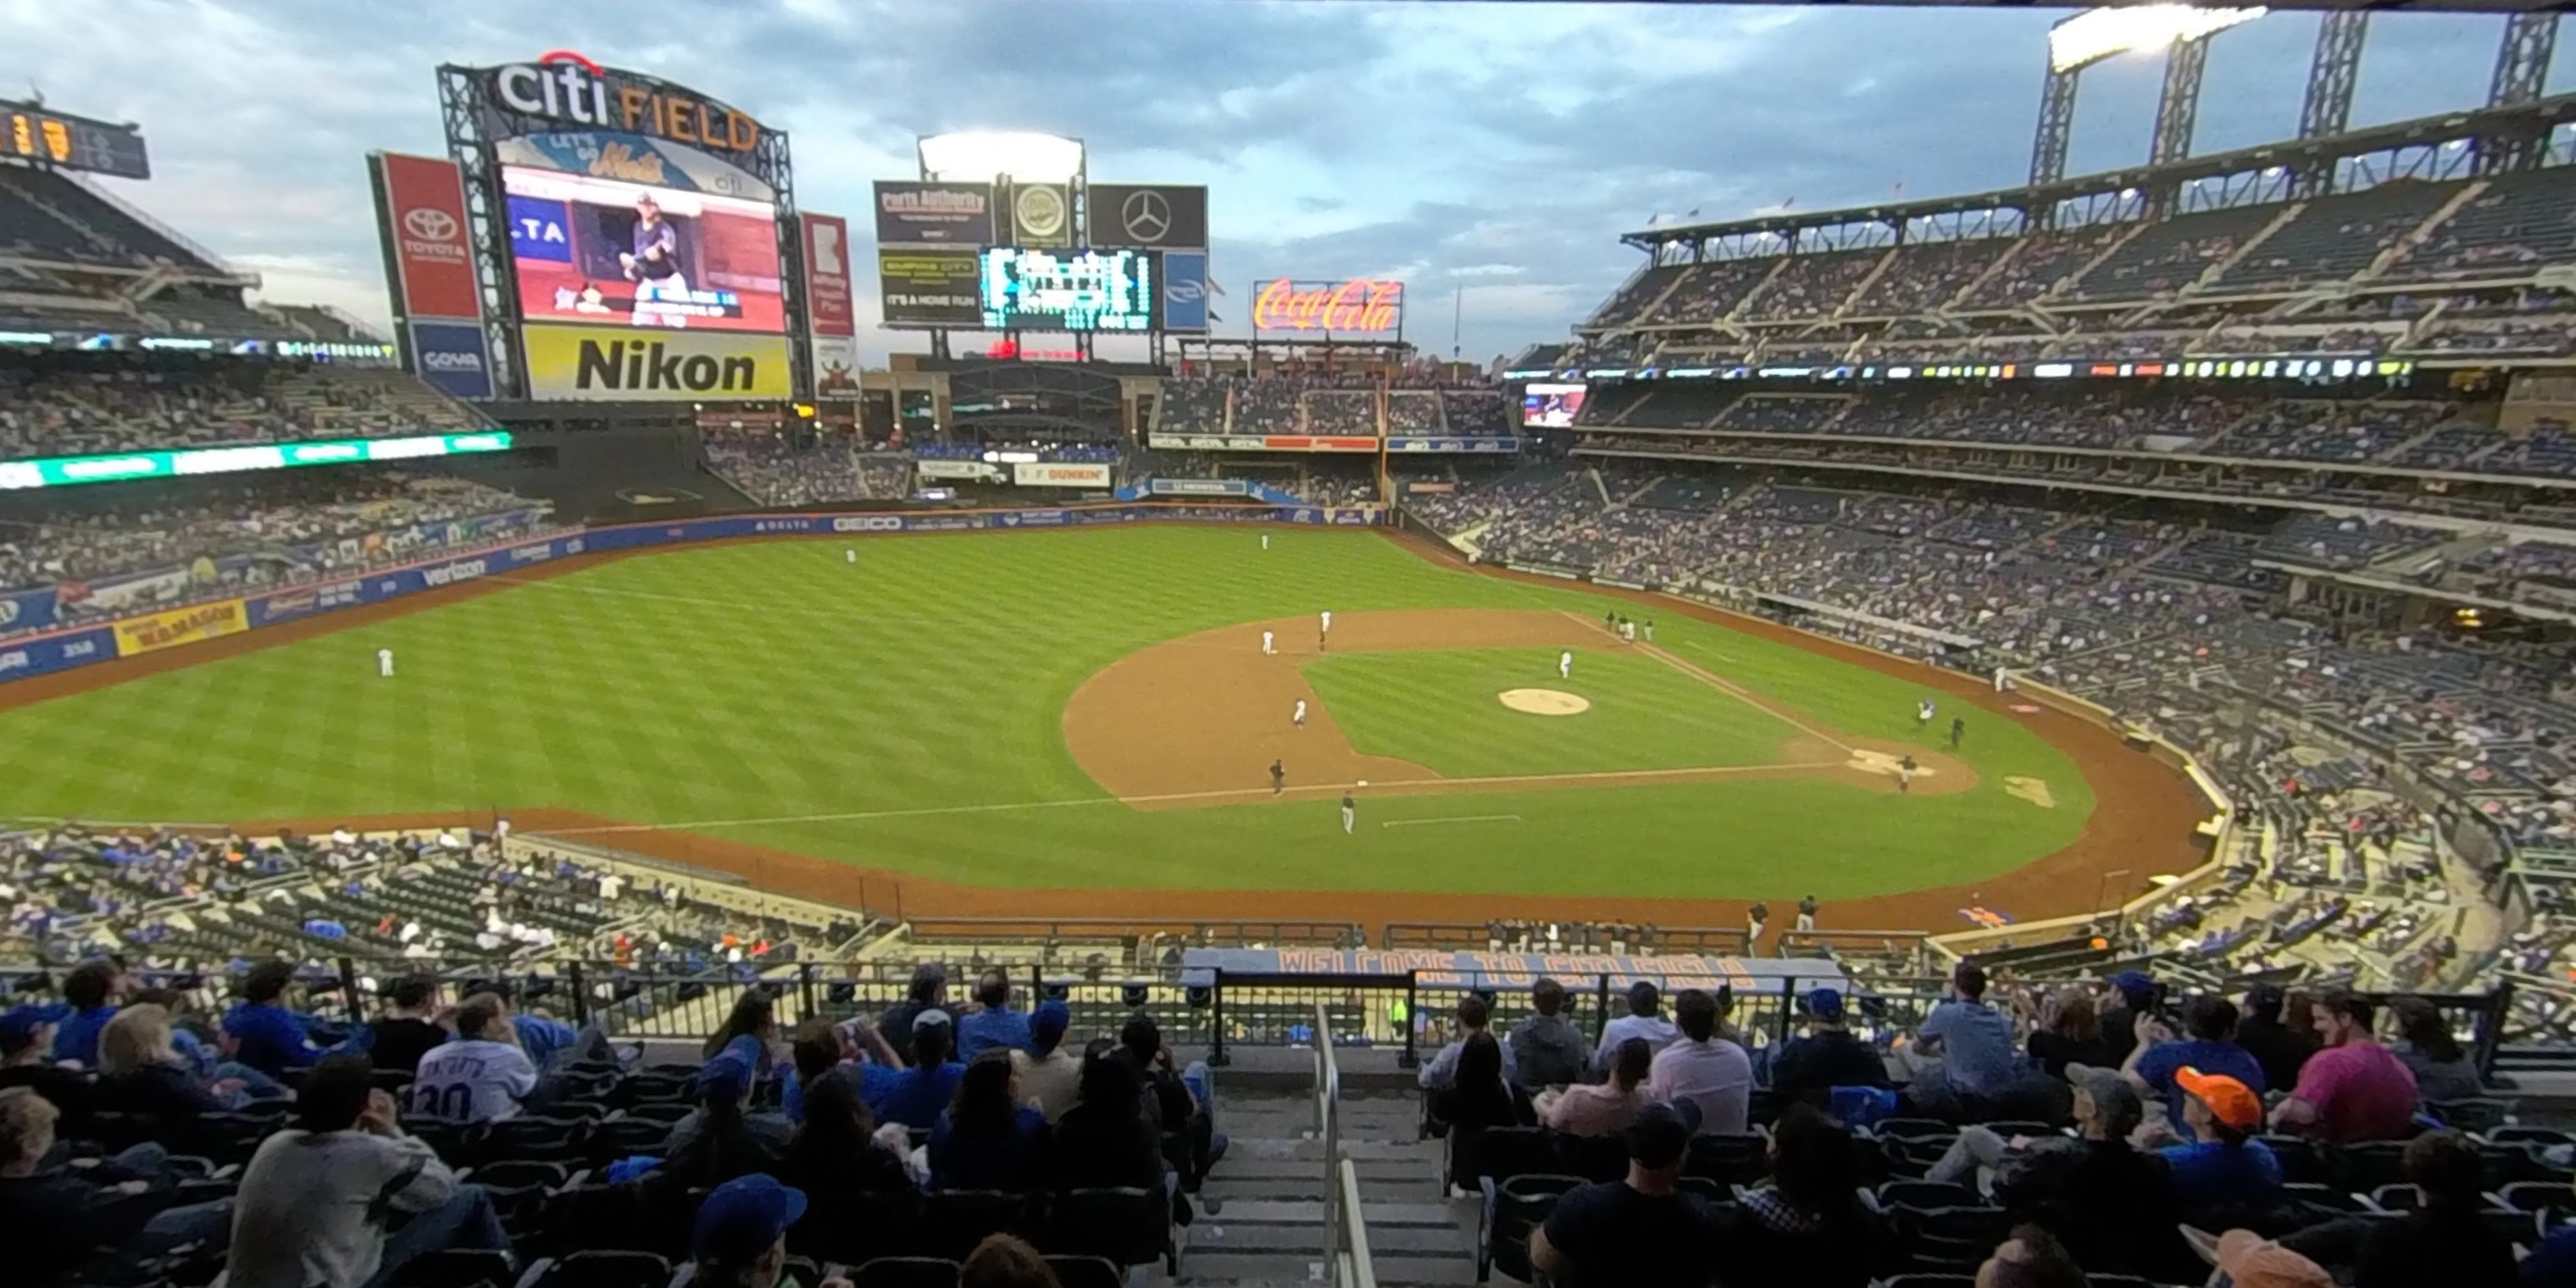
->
[799, 212, 856, 337]
[245, 580, 366, 629]
[1148, 478, 1249, 497]
[1012, 461, 1111, 488]
[520, 325, 793, 402]
[375, 152, 483, 321]
[872, 180, 994, 246]
[0, 586, 57, 635]
[1009, 182, 1071, 247]
[1161, 252, 1209, 333]
[877, 247, 983, 328]
[410, 320, 494, 399]
[917, 458, 1003, 482]
[812, 333, 860, 397]
[1085, 184, 1209, 250]
[113, 598, 247, 658]
[0, 627, 113, 680]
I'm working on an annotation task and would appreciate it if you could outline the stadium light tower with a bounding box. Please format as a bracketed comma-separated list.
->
[917, 131, 1085, 183]
[2028, 4, 2267, 186]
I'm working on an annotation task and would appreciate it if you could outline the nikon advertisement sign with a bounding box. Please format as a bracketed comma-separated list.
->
[521, 324, 792, 402]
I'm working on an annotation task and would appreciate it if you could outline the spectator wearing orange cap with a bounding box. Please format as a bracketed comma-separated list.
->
[2155, 1068, 2283, 1211]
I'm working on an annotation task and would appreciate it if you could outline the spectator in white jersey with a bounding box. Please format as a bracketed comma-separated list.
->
[410, 997, 537, 1124]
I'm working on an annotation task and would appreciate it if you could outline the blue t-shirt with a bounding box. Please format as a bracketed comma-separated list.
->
[2522, 1222, 2576, 1285]
[929, 1106, 1047, 1190]
[511, 1014, 579, 1069]
[868, 1062, 965, 1129]
[956, 1009, 1034, 1061]
[1918, 1000, 2021, 1095]
[2132, 1039, 2268, 1138]
[222, 1002, 327, 1074]
[50, 1005, 119, 1067]
[2158, 1139, 2283, 1209]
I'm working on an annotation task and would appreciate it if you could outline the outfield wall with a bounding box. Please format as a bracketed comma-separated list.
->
[0, 502, 1387, 687]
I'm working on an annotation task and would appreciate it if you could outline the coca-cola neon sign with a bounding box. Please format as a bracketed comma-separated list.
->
[1252, 278, 1404, 333]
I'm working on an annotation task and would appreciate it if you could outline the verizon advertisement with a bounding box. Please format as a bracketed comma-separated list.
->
[800, 212, 855, 336]
[1013, 461, 1112, 488]
[375, 152, 482, 321]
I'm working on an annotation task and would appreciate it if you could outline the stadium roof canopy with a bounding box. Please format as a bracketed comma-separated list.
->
[1620, 92, 2576, 247]
[1290, 0, 2562, 12]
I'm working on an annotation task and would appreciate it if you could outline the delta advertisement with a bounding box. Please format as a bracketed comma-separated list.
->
[0, 505, 1384, 684]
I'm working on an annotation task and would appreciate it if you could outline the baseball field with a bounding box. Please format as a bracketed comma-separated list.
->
[0, 524, 2212, 930]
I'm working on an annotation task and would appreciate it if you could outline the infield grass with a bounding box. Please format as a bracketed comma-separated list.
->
[1300, 647, 1791, 778]
[0, 525, 2095, 900]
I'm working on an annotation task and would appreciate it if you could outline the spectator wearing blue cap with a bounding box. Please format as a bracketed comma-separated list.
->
[0, 1003, 90, 1123]
[869, 1009, 967, 1130]
[682, 1174, 848, 1288]
[1011, 1000, 1079, 1122]
[1767, 988, 1891, 1105]
[664, 1039, 792, 1188]
[956, 969, 1034, 1061]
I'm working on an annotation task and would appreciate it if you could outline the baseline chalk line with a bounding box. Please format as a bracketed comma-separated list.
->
[1381, 813, 1523, 829]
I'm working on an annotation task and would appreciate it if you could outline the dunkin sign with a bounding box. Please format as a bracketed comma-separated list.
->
[1251, 278, 1404, 333]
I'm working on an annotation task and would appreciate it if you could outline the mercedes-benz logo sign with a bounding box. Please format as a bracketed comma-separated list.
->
[1121, 189, 1172, 243]
[403, 208, 458, 242]
[1015, 186, 1066, 239]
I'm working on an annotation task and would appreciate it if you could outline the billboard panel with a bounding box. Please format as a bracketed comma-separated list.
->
[502, 165, 786, 333]
[376, 153, 482, 320]
[1252, 278, 1403, 335]
[1086, 184, 1208, 249]
[1161, 252, 1209, 333]
[800, 212, 855, 336]
[813, 333, 860, 397]
[521, 324, 793, 401]
[1008, 182, 1072, 247]
[979, 247, 1154, 333]
[475, 53, 764, 168]
[878, 247, 983, 328]
[872, 180, 994, 246]
[411, 321, 495, 399]
[1013, 461, 1111, 488]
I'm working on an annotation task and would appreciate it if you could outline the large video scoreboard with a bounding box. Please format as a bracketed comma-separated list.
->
[1, 103, 150, 179]
[977, 247, 1155, 332]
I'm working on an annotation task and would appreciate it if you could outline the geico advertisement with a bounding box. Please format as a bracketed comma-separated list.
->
[521, 324, 791, 401]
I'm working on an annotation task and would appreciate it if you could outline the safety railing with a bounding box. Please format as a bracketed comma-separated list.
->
[1335, 1155, 1377, 1288]
[1313, 1000, 1377, 1288]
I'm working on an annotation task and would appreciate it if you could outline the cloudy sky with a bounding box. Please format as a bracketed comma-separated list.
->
[8, 0, 2561, 363]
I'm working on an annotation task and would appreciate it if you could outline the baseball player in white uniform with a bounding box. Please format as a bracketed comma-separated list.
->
[1262, 532, 1270, 551]
[1918, 697, 1937, 726]
[1263, 630, 1275, 656]
[377, 647, 395, 679]
[846, 548, 857, 564]
[1559, 651, 1573, 680]
[1319, 609, 1332, 652]
[1341, 791, 1357, 835]
[1294, 699, 1307, 729]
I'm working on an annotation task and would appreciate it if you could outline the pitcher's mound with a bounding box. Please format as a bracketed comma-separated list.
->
[1847, 747, 1934, 780]
[1499, 688, 1591, 716]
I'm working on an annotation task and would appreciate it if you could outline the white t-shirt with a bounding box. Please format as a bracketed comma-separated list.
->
[412, 1038, 538, 1123]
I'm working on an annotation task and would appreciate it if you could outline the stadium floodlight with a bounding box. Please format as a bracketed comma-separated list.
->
[918, 131, 1084, 183]
[2047, 4, 2265, 74]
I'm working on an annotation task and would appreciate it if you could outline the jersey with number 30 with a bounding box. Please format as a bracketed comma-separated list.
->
[412, 1038, 538, 1123]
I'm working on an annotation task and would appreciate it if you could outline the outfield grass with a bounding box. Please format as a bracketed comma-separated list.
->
[0, 526, 2096, 900]
[1300, 647, 1789, 777]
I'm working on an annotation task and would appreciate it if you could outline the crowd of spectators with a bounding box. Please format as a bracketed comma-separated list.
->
[1, 357, 490, 461]
[702, 435, 869, 508]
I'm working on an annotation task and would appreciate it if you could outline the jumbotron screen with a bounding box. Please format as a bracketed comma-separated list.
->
[502, 166, 786, 333]
[1521, 382, 1587, 428]
[979, 247, 1155, 332]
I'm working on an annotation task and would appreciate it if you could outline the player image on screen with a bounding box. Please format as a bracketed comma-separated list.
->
[503, 166, 786, 333]
[1521, 382, 1587, 429]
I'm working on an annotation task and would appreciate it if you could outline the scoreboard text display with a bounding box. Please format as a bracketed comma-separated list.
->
[1, 103, 151, 180]
[979, 247, 1155, 332]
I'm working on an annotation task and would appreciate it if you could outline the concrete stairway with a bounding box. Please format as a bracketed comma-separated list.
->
[1180, 1088, 1473, 1287]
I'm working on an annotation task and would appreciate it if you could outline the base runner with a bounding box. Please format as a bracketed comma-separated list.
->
[1341, 791, 1356, 835]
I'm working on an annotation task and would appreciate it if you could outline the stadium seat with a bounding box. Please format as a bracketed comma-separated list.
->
[1041, 1254, 1124, 1288]
[1878, 1180, 1984, 1212]
[386, 1248, 518, 1288]
[789, 1189, 920, 1263]
[586, 1118, 672, 1167]
[1894, 1205, 2014, 1272]
[921, 1190, 1036, 1261]
[2496, 1181, 2576, 1219]
[1046, 1187, 1176, 1273]
[2257, 1136, 2328, 1185]
[2428, 1097, 2518, 1134]
[2335, 1141, 2414, 1192]
[530, 1249, 670, 1288]
[848, 1258, 961, 1288]
[1478, 1174, 1584, 1284]
[1683, 1134, 1770, 1186]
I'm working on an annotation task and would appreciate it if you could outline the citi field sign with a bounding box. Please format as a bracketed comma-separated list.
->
[485, 50, 762, 157]
[1252, 278, 1404, 333]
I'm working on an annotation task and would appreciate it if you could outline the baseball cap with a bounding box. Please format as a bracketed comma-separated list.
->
[0, 1002, 69, 1048]
[2176, 1066, 2263, 1132]
[1624, 1101, 1700, 1169]
[2063, 1063, 2144, 1134]
[1030, 1000, 1070, 1048]
[2109, 970, 2156, 1001]
[697, 1052, 753, 1102]
[2214, 1230, 2333, 1288]
[913, 1008, 954, 1032]
[692, 1174, 808, 1263]
[1806, 988, 1846, 1022]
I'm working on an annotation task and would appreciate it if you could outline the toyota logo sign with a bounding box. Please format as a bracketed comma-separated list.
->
[1120, 189, 1172, 243]
[403, 208, 459, 243]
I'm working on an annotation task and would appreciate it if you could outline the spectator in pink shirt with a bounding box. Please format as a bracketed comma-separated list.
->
[1546, 1038, 1652, 1138]
[2269, 991, 2419, 1143]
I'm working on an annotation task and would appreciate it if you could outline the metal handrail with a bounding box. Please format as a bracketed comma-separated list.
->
[1337, 1156, 1377, 1288]
[1314, 1001, 1342, 1265]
